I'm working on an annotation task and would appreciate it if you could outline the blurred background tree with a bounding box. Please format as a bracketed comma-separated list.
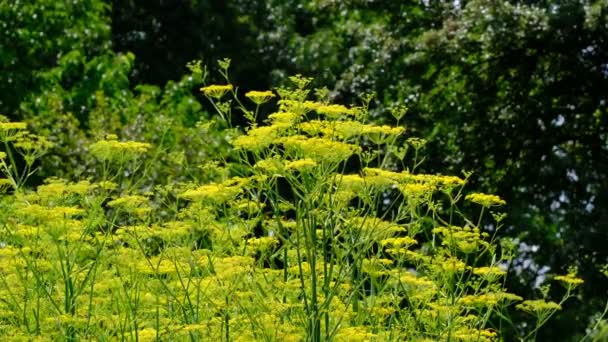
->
[2, 0, 607, 340]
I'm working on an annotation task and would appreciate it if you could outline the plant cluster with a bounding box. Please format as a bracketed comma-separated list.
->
[0, 64, 591, 341]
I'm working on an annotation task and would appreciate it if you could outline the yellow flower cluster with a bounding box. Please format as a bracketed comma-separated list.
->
[278, 99, 321, 114]
[89, 138, 151, 161]
[246, 236, 279, 252]
[554, 270, 585, 287]
[254, 157, 284, 174]
[232, 124, 289, 151]
[334, 326, 376, 342]
[268, 111, 300, 125]
[516, 299, 562, 313]
[0, 121, 28, 141]
[12, 132, 54, 151]
[108, 195, 151, 215]
[316, 104, 358, 118]
[380, 236, 418, 248]
[180, 177, 250, 203]
[432, 226, 490, 254]
[35, 178, 92, 202]
[285, 158, 317, 171]
[280, 135, 361, 163]
[300, 120, 403, 140]
[459, 292, 523, 307]
[245, 90, 275, 104]
[0, 122, 27, 131]
[465, 192, 506, 207]
[452, 327, 498, 342]
[200, 84, 233, 98]
[0, 178, 12, 192]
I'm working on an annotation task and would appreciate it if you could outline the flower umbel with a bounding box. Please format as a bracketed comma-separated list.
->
[246, 90, 275, 105]
[200, 84, 233, 99]
[465, 193, 507, 207]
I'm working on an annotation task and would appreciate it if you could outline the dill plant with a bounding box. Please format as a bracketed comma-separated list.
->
[0, 61, 598, 341]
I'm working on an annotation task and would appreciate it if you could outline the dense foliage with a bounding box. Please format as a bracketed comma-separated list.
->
[0, 73, 585, 341]
[1, 0, 607, 340]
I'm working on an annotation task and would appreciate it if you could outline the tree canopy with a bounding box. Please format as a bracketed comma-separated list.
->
[1, 0, 607, 340]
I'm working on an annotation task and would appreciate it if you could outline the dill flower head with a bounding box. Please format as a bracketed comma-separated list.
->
[0, 151, 6, 160]
[516, 299, 562, 313]
[246, 236, 279, 253]
[380, 236, 418, 248]
[554, 266, 584, 287]
[245, 90, 275, 105]
[268, 111, 300, 125]
[398, 182, 435, 198]
[316, 104, 357, 118]
[0, 122, 27, 131]
[285, 158, 317, 171]
[280, 136, 361, 163]
[465, 192, 506, 207]
[0, 121, 28, 140]
[336, 174, 366, 194]
[232, 125, 287, 151]
[0, 178, 12, 193]
[452, 328, 498, 342]
[200, 84, 233, 98]
[89, 139, 151, 161]
[36, 178, 92, 202]
[180, 177, 249, 203]
[473, 266, 507, 277]
[107, 195, 150, 211]
[13, 133, 54, 152]
[254, 157, 285, 175]
[554, 274, 584, 286]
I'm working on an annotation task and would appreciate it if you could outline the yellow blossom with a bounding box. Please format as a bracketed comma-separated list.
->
[136, 328, 158, 342]
[108, 195, 150, 212]
[13, 133, 54, 151]
[334, 326, 376, 342]
[336, 174, 366, 193]
[554, 268, 585, 287]
[453, 327, 498, 342]
[268, 111, 300, 125]
[180, 177, 249, 203]
[465, 193, 506, 207]
[278, 99, 321, 114]
[254, 157, 285, 175]
[285, 158, 317, 171]
[0, 178, 12, 193]
[0, 122, 28, 140]
[516, 299, 562, 313]
[280, 135, 361, 163]
[36, 178, 92, 201]
[399, 182, 435, 198]
[316, 104, 357, 118]
[245, 90, 275, 104]
[90, 139, 151, 161]
[380, 236, 418, 248]
[246, 236, 279, 252]
[200, 84, 233, 98]
[473, 266, 507, 278]
[363, 167, 403, 186]
[389, 270, 434, 288]
[459, 292, 522, 307]
[0, 122, 27, 131]
[232, 125, 287, 151]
